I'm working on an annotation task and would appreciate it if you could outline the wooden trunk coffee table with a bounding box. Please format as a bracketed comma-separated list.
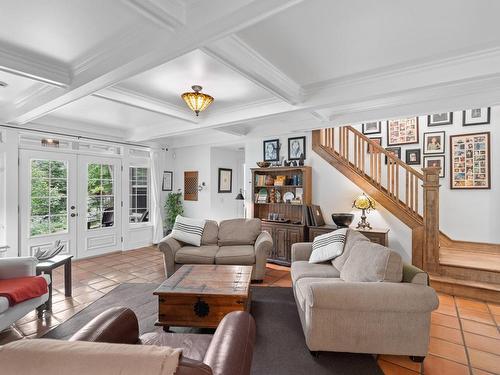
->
[154, 264, 252, 330]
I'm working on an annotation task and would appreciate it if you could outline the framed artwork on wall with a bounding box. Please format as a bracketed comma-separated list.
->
[288, 136, 306, 160]
[387, 117, 419, 146]
[218, 168, 233, 193]
[362, 121, 381, 135]
[367, 137, 382, 153]
[405, 149, 421, 165]
[450, 132, 490, 189]
[428, 112, 453, 126]
[385, 147, 401, 164]
[162, 171, 173, 191]
[263, 139, 280, 161]
[463, 107, 490, 126]
[423, 156, 445, 178]
[423, 131, 445, 154]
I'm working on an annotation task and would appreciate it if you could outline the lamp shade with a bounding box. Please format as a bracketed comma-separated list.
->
[235, 189, 244, 200]
[353, 193, 375, 211]
[181, 85, 214, 116]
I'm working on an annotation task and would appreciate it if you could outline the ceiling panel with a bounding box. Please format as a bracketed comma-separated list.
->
[237, 0, 500, 85]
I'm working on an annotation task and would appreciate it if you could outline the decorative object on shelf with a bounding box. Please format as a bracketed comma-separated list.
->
[423, 155, 445, 178]
[387, 117, 419, 146]
[311, 205, 325, 226]
[274, 175, 286, 186]
[283, 159, 291, 166]
[181, 85, 214, 116]
[256, 161, 271, 168]
[450, 132, 490, 189]
[235, 189, 244, 200]
[353, 193, 376, 230]
[291, 198, 302, 205]
[367, 137, 382, 153]
[463, 107, 490, 126]
[295, 187, 303, 201]
[288, 136, 306, 160]
[257, 188, 268, 203]
[406, 149, 421, 165]
[217, 168, 232, 193]
[385, 147, 401, 164]
[275, 190, 281, 203]
[263, 139, 280, 161]
[270, 188, 277, 203]
[33, 240, 65, 261]
[298, 153, 305, 166]
[265, 175, 275, 186]
[162, 171, 173, 191]
[423, 131, 445, 154]
[283, 191, 295, 203]
[362, 121, 381, 135]
[428, 112, 453, 126]
[41, 138, 60, 148]
[331, 213, 354, 228]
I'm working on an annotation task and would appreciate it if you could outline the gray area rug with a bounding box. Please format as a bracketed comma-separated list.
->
[44, 283, 383, 375]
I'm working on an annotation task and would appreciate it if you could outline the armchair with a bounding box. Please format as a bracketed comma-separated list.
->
[0, 257, 50, 331]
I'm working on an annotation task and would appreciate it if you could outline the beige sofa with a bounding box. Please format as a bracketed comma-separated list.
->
[159, 218, 272, 281]
[291, 230, 439, 360]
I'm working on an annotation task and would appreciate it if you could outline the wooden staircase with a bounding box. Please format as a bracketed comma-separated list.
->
[312, 126, 500, 302]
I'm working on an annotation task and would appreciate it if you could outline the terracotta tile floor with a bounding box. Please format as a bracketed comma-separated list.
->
[1, 246, 499, 375]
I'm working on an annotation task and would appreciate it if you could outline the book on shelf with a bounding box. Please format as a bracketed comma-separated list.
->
[274, 175, 286, 186]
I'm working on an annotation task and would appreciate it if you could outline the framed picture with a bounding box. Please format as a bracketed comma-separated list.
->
[367, 137, 382, 153]
[423, 131, 445, 154]
[463, 108, 490, 126]
[423, 156, 445, 178]
[263, 139, 280, 162]
[362, 121, 381, 135]
[405, 149, 421, 165]
[218, 168, 232, 193]
[385, 147, 401, 164]
[288, 136, 306, 160]
[162, 171, 173, 191]
[428, 112, 453, 126]
[450, 132, 490, 189]
[387, 117, 419, 146]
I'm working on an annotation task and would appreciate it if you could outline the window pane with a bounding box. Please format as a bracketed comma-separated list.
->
[31, 178, 49, 198]
[101, 180, 113, 195]
[50, 197, 67, 215]
[129, 167, 149, 223]
[50, 161, 67, 179]
[31, 198, 49, 216]
[50, 215, 67, 233]
[87, 163, 115, 230]
[50, 178, 67, 195]
[31, 216, 49, 236]
[31, 160, 50, 178]
[102, 165, 113, 179]
[88, 164, 101, 179]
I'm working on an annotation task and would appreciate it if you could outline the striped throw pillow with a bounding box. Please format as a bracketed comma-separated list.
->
[171, 216, 206, 247]
[309, 228, 348, 264]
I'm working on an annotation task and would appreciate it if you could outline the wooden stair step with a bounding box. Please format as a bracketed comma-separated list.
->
[430, 274, 500, 303]
[439, 247, 500, 273]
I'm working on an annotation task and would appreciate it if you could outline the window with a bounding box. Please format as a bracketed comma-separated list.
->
[87, 163, 114, 229]
[30, 159, 68, 236]
[129, 167, 149, 223]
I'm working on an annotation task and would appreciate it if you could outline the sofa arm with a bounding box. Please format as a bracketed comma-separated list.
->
[403, 263, 429, 286]
[69, 307, 139, 344]
[253, 231, 272, 280]
[158, 235, 182, 277]
[304, 281, 439, 313]
[291, 243, 313, 262]
[0, 257, 38, 279]
[204, 311, 255, 375]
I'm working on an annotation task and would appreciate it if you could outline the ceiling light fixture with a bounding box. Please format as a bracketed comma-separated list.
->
[181, 85, 214, 116]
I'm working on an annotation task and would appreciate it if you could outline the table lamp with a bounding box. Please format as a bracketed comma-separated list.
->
[352, 193, 376, 230]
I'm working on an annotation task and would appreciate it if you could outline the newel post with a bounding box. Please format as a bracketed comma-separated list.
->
[422, 167, 441, 273]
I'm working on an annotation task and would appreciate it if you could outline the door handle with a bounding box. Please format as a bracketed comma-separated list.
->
[70, 213, 77, 217]
[70, 205, 76, 210]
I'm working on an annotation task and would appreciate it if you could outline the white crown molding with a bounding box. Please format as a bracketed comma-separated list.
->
[121, 0, 186, 32]
[0, 44, 70, 86]
[94, 86, 198, 124]
[203, 35, 304, 105]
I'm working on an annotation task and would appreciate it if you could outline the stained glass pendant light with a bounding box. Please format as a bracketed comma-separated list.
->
[181, 85, 214, 116]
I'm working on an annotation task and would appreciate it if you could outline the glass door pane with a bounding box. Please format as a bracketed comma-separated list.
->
[87, 163, 115, 229]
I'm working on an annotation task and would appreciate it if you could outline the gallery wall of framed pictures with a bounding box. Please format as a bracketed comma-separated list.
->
[360, 106, 493, 188]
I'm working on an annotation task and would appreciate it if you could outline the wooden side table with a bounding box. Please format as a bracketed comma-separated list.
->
[36, 254, 73, 315]
[308, 225, 389, 247]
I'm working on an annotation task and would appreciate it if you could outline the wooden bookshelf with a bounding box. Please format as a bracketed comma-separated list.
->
[251, 166, 312, 265]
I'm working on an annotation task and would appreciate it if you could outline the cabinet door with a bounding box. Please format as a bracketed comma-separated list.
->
[287, 227, 304, 262]
[274, 227, 288, 262]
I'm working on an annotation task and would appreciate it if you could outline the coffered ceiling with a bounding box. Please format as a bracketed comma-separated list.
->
[1, 0, 500, 148]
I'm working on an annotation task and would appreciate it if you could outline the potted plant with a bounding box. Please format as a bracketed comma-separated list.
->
[164, 191, 183, 235]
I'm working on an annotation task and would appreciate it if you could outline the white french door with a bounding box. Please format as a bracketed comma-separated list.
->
[19, 150, 77, 257]
[77, 155, 122, 258]
[20, 151, 123, 259]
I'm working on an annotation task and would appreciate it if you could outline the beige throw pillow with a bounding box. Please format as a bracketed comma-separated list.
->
[331, 230, 370, 271]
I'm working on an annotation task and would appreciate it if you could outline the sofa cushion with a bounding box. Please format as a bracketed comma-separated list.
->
[171, 216, 206, 247]
[331, 229, 370, 271]
[291, 261, 340, 283]
[201, 220, 219, 245]
[309, 228, 347, 264]
[218, 219, 261, 246]
[294, 277, 344, 311]
[340, 241, 403, 283]
[215, 245, 255, 265]
[0, 296, 9, 314]
[175, 245, 219, 264]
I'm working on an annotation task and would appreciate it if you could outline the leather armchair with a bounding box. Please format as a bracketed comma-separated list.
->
[69, 306, 256, 375]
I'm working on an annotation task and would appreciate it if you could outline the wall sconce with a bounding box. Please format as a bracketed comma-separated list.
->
[41, 138, 59, 148]
[198, 182, 206, 192]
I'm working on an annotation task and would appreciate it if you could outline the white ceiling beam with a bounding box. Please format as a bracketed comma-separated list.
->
[7, 0, 303, 125]
[121, 0, 186, 32]
[203, 35, 303, 104]
[0, 43, 71, 87]
[94, 86, 198, 124]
